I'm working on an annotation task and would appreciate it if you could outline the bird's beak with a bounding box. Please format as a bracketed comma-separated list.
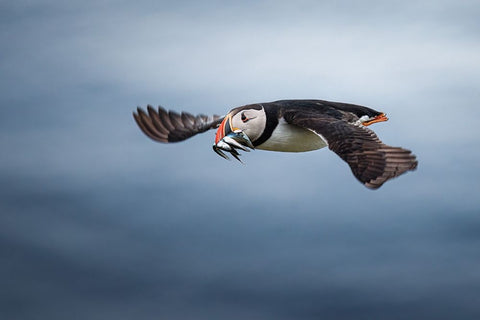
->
[213, 114, 254, 162]
[215, 114, 233, 145]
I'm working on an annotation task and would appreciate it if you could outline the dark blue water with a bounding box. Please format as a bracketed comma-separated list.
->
[1, 74, 479, 320]
[2, 1, 480, 318]
[2, 142, 479, 319]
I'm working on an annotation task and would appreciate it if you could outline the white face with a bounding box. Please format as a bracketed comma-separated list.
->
[229, 107, 267, 143]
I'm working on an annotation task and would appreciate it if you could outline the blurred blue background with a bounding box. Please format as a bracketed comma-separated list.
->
[1, 1, 480, 319]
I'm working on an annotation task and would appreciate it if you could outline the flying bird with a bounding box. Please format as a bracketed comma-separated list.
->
[133, 99, 417, 189]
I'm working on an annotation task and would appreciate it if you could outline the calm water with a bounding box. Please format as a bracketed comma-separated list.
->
[2, 156, 479, 319]
[2, 1, 480, 318]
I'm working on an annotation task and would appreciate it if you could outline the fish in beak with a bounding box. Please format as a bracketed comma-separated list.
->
[213, 114, 254, 162]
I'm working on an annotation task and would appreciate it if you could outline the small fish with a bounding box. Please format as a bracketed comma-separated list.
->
[212, 130, 254, 162]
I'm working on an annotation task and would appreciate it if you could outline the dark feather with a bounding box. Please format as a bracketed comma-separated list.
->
[284, 111, 418, 189]
[133, 106, 223, 143]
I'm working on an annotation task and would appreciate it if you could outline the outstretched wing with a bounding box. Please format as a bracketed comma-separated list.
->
[284, 111, 418, 189]
[133, 105, 224, 143]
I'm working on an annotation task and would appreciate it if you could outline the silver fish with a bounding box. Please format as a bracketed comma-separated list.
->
[212, 130, 254, 162]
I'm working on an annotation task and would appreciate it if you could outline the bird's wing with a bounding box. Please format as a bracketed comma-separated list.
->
[284, 111, 418, 189]
[133, 106, 224, 143]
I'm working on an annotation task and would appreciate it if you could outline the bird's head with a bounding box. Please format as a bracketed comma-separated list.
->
[213, 105, 266, 161]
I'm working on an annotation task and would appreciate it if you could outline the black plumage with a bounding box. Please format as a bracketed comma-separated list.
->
[133, 100, 418, 189]
[133, 105, 222, 143]
[281, 104, 417, 189]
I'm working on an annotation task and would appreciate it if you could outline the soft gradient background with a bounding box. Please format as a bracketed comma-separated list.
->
[1, 1, 480, 319]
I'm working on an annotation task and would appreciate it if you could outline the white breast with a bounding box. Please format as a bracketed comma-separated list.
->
[256, 119, 327, 152]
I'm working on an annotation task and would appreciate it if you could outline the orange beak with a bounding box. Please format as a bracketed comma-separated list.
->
[363, 113, 388, 126]
[215, 114, 232, 144]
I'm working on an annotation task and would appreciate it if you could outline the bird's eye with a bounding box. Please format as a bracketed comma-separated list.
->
[241, 113, 249, 122]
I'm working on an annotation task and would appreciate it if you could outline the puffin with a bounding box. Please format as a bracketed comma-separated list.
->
[133, 99, 417, 189]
